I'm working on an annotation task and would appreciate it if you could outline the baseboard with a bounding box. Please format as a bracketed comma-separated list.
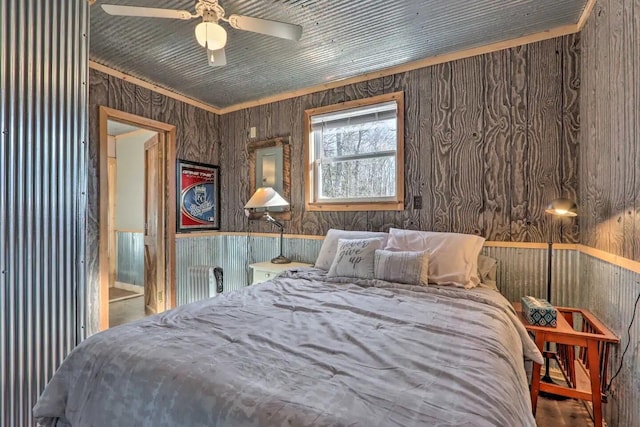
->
[114, 281, 144, 294]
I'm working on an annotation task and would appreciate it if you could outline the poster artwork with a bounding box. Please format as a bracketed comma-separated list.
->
[177, 160, 220, 231]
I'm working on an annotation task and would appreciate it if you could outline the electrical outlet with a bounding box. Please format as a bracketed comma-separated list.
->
[413, 195, 423, 209]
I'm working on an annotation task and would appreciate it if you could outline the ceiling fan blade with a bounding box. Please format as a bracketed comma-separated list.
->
[208, 48, 227, 67]
[228, 14, 302, 41]
[101, 4, 193, 20]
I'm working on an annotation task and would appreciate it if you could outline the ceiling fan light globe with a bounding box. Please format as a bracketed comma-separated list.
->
[195, 22, 227, 50]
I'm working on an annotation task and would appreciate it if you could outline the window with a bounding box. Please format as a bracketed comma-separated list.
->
[304, 92, 404, 211]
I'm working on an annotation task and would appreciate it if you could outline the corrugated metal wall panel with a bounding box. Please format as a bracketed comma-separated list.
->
[481, 246, 579, 306]
[175, 235, 323, 305]
[483, 247, 546, 302]
[176, 236, 228, 306]
[116, 232, 144, 286]
[246, 235, 323, 266]
[0, 1, 89, 426]
[176, 236, 582, 308]
[577, 253, 640, 427]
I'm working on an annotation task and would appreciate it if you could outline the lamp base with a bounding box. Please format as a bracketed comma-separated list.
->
[271, 255, 291, 264]
[538, 374, 569, 401]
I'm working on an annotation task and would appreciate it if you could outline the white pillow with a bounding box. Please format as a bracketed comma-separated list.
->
[478, 254, 497, 280]
[327, 238, 384, 279]
[374, 249, 429, 286]
[315, 229, 389, 271]
[478, 254, 498, 290]
[385, 228, 485, 288]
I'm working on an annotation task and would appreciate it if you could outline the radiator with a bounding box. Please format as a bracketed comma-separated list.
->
[181, 265, 224, 305]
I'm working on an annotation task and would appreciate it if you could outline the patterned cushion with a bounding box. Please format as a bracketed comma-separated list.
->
[315, 229, 389, 271]
[374, 250, 429, 286]
[327, 238, 385, 279]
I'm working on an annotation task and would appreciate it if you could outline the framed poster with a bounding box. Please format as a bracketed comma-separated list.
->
[176, 159, 220, 232]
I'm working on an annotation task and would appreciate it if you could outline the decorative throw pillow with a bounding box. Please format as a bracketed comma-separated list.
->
[327, 238, 385, 279]
[385, 228, 485, 288]
[315, 229, 389, 271]
[374, 249, 429, 286]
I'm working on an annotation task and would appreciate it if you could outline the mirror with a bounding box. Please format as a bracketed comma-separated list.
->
[248, 136, 291, 220]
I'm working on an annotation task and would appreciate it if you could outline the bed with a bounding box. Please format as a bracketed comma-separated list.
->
[34, 266, 542, 426]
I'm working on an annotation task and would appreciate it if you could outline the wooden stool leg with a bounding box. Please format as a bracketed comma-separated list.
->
[587, 341, 603, 427]
[530, 333, 545, 415]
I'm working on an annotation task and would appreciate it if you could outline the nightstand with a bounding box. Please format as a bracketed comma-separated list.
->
[249, 261, 313, 285]
[513, 302, 618, 427]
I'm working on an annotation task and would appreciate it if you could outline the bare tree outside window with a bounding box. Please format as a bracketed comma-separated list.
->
[318, 120, 396, 199]
[304, 92, 404, 211]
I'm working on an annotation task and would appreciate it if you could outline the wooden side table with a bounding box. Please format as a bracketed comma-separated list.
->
[513, 303, 618, 427]
[249, 261, 313, 285]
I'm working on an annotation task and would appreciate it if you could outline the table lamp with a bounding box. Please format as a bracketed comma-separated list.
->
[244, 187, 291, 264]
[541, 197, 578, 391]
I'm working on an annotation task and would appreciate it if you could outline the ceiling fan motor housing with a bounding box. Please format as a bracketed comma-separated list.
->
[195, 0, 225, 20]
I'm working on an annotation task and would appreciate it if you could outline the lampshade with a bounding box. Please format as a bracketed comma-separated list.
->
[545, 198, 578, 217]
[194, 22, 227, 50]
[244, 187, 289, 209]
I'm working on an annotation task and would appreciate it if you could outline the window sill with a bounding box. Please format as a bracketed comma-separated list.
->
[306, 201, 404, 212]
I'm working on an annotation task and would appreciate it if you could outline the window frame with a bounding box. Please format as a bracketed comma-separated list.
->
[304, 91, 405, 212]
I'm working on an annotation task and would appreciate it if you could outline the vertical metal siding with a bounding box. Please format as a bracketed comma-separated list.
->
[481, 246, 579, 306]
[116, 231, 144, 286]
[0, 1, 88, 426]
[178, 236, 583, 307]
[175, 235, 323, 305]
[577, 253, 640, 427]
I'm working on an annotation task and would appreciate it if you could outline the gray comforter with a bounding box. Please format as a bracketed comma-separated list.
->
[34, 269, 542, 427]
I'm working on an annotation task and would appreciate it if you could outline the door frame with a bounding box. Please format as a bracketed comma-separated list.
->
[99, 106, 177, 331]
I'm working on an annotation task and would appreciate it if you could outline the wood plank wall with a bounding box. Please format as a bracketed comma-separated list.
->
[220, 36, 581, 242]
[86, 68, 220, 333]
[580, 0, 640, 262]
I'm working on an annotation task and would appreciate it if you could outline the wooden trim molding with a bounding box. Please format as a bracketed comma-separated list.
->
[175, 231, 326, 240]
[577, 0, 597, 31]
[89, 61, 222, 115]
[482, 242, 578, 250]
[98, 108, 110, 331]
[306, 202, 404, 212]
[577, 244, 640, 275]
[99, 106, 177, 331]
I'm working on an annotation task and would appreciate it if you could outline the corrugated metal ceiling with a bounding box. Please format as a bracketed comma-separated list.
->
[89, 0, 588, 109]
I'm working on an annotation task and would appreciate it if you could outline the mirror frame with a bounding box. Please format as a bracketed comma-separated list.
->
[247, 136, 291, 220]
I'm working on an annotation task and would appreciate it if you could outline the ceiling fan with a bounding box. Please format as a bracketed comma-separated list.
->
[101, 0, 303, 67]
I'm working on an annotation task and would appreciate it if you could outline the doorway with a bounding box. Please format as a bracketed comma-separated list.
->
[99, 107, 176, 330]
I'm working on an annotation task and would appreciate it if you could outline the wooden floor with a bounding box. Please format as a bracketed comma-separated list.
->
[108, 286, 142, 302]
[109, 295, 146, 327]
[536, 395, 593, 426]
